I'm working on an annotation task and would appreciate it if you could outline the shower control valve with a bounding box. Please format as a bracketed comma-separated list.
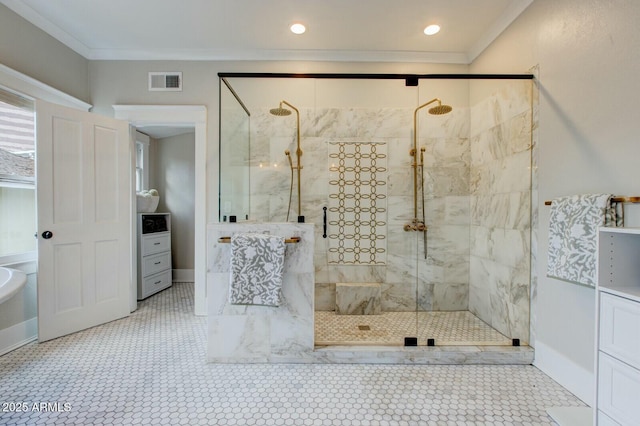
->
[404, 219, 427, 232]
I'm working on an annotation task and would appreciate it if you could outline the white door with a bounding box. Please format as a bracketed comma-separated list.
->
[36, 100, 132, 342]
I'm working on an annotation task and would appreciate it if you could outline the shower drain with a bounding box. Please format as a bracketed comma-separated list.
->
[358, 325, 371, 331]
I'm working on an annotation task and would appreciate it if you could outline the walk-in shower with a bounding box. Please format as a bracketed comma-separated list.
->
[218, 73, 536, 351]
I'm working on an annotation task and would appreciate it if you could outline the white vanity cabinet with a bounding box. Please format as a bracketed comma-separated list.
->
[596, 228, 640, 425]
[137, 213, 172, 300]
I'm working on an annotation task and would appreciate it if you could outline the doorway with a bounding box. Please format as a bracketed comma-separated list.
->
[113, 105, 207, 315]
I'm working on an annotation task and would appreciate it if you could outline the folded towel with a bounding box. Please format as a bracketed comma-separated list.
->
[229, 233, 286, 306]
[547, 194, 622, 287]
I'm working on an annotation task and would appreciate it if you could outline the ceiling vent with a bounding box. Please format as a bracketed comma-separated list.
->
[148, 72, 182, 91]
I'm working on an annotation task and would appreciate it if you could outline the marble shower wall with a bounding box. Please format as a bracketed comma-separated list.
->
[468, 81, 533, 343]
[247, 106, 471, 312]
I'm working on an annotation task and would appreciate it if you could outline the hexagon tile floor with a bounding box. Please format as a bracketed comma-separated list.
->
[0, 282, 585, 425]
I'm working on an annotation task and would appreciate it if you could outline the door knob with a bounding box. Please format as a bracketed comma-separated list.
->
[42, 231, 53, 239]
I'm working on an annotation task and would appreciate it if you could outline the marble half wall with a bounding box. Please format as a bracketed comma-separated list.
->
[207, 223, 315, 362]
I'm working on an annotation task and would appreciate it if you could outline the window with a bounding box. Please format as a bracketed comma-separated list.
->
[0, 89, 36, 258]
[135, 131, 150, 192]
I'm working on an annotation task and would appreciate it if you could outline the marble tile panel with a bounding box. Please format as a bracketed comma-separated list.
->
[207, 272, 231, 314]
[280, 271, 315, 317]
[419, 107, 470, 140]
[470, 125, 508, 165]
[314, 282, 335, 311]
[336, 282, 382, 315]
[423, 165, 470, 197]
[431, 283, 469, 311]
[314, 261, 332, 284]
[266, 194, 293, 222]
[468, 256, 494, 323]
[208, 315, 270, 362]
[385, 253, 418, 284]
[471, 226, 529, 269]
[444, 195, 471, 225]
[471, 192, 531, 229]
[386, 137, 413, 169]
[328, 265, 386, 284]
[470, 81, 532, 136]
[381, 281, 417, 312]
[470, 150, 531, 196]
[422, 136, 470, 169]
[443, 257, 470, 286]
[269, 314, 314, 358]
[416, 281, 434, 311]
[250, 165, 290, 195]
[424, 225, 471, 265]
[386, 195, 415, 224]
[508, 110, 533, 154]
[311, 108, 360, 138]
[387, 168, 414, 196]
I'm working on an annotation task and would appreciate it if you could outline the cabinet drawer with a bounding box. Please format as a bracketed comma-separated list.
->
[142, 233, 171, 255]
[598, 352, 640, 425]
[140, 270, 172, 300]
[142, 251, 171, 276]
[600, 292, 640, 369]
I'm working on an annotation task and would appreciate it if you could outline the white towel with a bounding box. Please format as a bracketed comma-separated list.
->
[229, 233, 286, 306]
[547, 194, 622, 287]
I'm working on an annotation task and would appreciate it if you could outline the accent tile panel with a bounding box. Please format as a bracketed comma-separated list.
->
[327, 141, 388, 265]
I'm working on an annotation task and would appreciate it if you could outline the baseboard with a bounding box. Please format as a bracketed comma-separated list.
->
[0, 317, 37, 356]
[533, 340, 593, 406]
[173, 269, 194, 282]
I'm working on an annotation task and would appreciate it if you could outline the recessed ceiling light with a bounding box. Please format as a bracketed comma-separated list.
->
[424, 24, 441, 36]
[290, 23, 306, 35]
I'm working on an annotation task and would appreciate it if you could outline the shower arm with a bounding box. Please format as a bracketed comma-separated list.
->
[281, 100, 302, 219]
[411, 98, 442, 221]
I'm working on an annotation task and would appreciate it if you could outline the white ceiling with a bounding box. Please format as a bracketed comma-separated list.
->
[2, 0, 533, 64]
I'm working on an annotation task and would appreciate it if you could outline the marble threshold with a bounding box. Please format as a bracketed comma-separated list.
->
[308, 344, 534, 365]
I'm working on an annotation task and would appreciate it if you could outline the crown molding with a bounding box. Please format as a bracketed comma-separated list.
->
[89, 47, 470, 64]
[1, 0, 93, 58]
[467, 0, 534, 62]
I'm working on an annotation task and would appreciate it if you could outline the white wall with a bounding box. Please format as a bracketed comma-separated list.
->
[471, 0, 640, 404]
[153, 132, 196, 271]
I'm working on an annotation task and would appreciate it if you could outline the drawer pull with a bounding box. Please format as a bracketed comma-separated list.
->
[154, 280, 162, 285]
[154, 242, 161, 245]
[154, 261, 161, 265]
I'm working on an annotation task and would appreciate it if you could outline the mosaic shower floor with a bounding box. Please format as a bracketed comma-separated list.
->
[315, 310, 513, 346]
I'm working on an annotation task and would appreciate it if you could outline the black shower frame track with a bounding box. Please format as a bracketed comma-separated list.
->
[217, 72, 535, 82]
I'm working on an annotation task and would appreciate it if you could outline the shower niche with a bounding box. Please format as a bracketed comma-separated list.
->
[218, 73, 536, 350]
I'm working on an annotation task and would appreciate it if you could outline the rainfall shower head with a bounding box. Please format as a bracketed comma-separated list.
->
[270, 102, 292, 116]
[428, 102, 453, 115]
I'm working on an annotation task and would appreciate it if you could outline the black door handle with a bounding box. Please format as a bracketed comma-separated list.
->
[42, 231, 53, 239]
[323, 207, 327, 238]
